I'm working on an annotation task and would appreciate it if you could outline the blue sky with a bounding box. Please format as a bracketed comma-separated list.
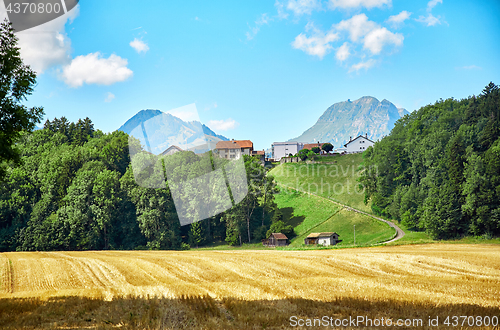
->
[2, 0, 499, 150]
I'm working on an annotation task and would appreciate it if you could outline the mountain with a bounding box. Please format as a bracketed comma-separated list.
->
[289, 96, 410, 147]
[118, 109, 228, 155]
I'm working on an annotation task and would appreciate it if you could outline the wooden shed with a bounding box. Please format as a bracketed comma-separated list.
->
[304, 232, 341, 246]
[262, 233, 288, 247]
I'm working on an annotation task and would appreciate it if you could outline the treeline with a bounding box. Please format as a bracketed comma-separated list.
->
[0, 117, 279, 251]
[361, 82, 500, 239]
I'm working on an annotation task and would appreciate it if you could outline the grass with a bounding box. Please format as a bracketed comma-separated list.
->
[270, 155, 396, 248]
[1, 246, 500, 329]
[270, 153, 371, 213]
[273, 188, 341, 236]
[289, 209, 396, 247]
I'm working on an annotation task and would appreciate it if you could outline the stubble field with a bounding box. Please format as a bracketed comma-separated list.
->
[1, 245, 500, 329]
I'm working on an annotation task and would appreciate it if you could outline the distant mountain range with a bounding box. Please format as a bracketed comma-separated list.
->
[118, 109, 228, 155]
[289, 96, 410, 147]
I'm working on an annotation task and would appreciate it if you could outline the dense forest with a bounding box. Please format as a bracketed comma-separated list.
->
[361, 82, 500, 239]
[0, 117, 279, 251]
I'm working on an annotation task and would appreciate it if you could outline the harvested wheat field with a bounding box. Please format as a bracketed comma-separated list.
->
[1, 244, 500, 329]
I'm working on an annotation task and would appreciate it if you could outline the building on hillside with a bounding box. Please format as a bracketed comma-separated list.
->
[262, 233, 288, 247]
[272, 142, 306, 161]
[160, 145, 183, 156]
[302, 142, 330, 154]
[252, 149, 266, 162]
[304, 232, 341, 246]
[215, 139, 253, 159]
[344, 134, 374, 154]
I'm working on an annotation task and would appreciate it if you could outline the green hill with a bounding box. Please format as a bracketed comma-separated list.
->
[270, 154, 396, 247]
[270, 153, 369, 213]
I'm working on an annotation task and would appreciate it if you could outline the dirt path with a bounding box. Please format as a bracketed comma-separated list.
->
[278, 183, 405, 244]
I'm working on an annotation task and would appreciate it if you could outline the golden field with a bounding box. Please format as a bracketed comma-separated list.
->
[1, 244, 500, 329]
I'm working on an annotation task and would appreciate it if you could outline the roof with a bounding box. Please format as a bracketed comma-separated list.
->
[303, 142, 327, 150]
[270, 233, 288, 240]
[233, 140, 253, 149]
[160, 145, 183, 155]
[252, 150, 265, 155]
[306, 232, 338, 238]
[272, 142, 306, 146]
[216, 141, 241, 149]
[344, 135, 375, 147]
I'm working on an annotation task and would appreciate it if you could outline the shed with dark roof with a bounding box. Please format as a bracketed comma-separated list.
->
[262, 233, 289, 247]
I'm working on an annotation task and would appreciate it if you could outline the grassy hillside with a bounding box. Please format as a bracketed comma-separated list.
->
[274, 188, 395, 247]
[270, 153, 370, 213]
[270, 154, 397, 247]
[289, 209, 395, 247]
[1, 246, 499, 329]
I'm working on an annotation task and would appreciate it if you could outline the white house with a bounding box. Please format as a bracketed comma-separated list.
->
[272, 142, 306, 161]
[344, 134, 374, 154]
[304, 232, 341, 246]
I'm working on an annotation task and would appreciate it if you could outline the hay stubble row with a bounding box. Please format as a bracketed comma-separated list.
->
[1, 244, 499, 309]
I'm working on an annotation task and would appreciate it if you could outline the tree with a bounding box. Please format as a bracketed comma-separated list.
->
[321, 143, 333, 153]
[0, 20, 44, 181]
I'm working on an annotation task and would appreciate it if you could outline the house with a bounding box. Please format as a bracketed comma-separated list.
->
[160, 145, 183, 156]
[334, 147, 347, 154]
[215, 139, 253, 159]
[302, 142, 329, 154]
[344, 134, 374, 154]
[272, 142, 306, 161]
[262, 233, 288, 247]
[304, 232, 341, 246]
[252, 149, 266, 162]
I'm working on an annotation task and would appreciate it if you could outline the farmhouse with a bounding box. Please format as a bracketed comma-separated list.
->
[215, 140, 253, 159]
[304, 232, 341, 246]
[160, 145, 183, 156]
[262, 233, 288, 247]
[344, 134, 374, 154]
[252, 149, 266, 162]
[302, 142, 330, 154]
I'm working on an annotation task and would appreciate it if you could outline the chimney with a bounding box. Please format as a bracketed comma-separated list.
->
[349, 136, 352, 142]
[365, 133, 367, 138]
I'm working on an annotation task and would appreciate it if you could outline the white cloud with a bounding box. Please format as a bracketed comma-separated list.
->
[349, 59, 376, 72]
[458, 65, 482, 70]
[130, 38, 149, 53]
[427, 0, 442, 12]
[60, 53, 133, 88]
[15, 6, 80, 73]
[329, 0, 391, 9]
[416, 0, 443, 26]
[363, 27, 403, 54]
[415, 13, 441, 26]
[246, 13, 271, 40]
[336, 14, 378, 42]
[275, 1, 289, 19]
[207, 119, 239, 131]
[104, 92, 115, 103]
[286, 0, 321, 15]
[336, 42, 350, 61]
[386, 11, 411, 28]
[292, 22, 339, 59]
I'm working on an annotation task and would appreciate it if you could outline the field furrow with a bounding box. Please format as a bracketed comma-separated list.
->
[0, 245, 499, 309]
